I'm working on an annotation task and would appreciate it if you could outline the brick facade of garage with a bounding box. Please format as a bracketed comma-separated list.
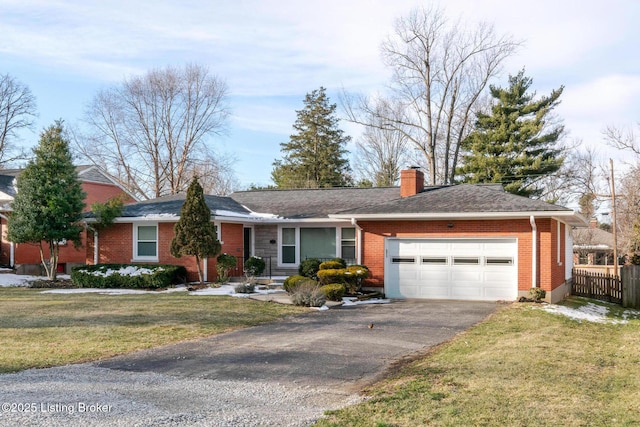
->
[357, 217, 570, 301]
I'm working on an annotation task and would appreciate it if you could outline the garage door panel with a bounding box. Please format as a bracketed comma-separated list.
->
[451, 270, 483, 282]
[386, 238, 517, 301]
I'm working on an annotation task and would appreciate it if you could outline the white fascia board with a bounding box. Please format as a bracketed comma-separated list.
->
[329, 211, 589, 227]
[108, 215, 179, 223]
[247, 217, 350, 224]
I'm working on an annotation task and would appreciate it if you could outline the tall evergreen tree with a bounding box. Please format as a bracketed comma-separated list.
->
[457, 70, 565, 198]
[271, 87, 352, 188]
[7, 121, 86, 280]
[170, 177, 221, 283]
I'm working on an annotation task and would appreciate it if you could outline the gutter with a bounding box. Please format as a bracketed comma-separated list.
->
[530, 215, 537, 289]
[330, 211, 589, 227]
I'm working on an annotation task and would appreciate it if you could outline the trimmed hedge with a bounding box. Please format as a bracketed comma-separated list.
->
[317, 268, 347, 285]
[320, 283, 346, 301]
[319, 260, 345, 270]
[71, 264, 187, 289]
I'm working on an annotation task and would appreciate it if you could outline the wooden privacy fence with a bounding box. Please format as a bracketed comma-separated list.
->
[571, 268, 622, 304]
[621, 265, 640, 309]
[572, 266, 640, 308]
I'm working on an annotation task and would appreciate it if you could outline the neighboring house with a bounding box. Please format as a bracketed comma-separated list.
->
[86, 168, 586, 303]
[573, 219, 615, 267]
[0, 165, 136, 273]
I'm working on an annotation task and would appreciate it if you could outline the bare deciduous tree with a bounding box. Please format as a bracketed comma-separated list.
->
[536, 143, 606, 208]
[0, 74, 37, 165]
[353, 99, 411, 186]
[603, 123, 639, 155]
[614, 165, 640, 256]
[76, 64, 230, 199]
[343, 5, 520, 185]
[191, 149, 239, 196]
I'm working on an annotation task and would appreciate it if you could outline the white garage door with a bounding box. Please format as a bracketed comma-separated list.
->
[385, 238, 518, 301]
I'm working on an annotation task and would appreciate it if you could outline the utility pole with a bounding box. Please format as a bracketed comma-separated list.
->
[610, 159, 619, 277]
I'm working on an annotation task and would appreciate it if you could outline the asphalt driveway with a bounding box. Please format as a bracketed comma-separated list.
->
[98, 300, 497, 391]
[0, 300, 497, 426]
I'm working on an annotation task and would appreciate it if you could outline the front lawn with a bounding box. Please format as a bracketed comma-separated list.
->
[0, 288, 306, 373]
[318, 297, 640, 426]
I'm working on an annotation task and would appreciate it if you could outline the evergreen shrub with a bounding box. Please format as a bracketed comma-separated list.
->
[244, 256, 266, 277]
[298, 258, 321, 278]
[319, 260, 344, 270]
[71, 264, 187, 289]
[216, 253, 237, 283]
[317, 268, 347, 285]
[320, 283, 345, 301]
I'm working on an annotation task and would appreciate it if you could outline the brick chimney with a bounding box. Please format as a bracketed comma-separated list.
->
[589, 218, 598, 229]
[400, 168, 424, 197]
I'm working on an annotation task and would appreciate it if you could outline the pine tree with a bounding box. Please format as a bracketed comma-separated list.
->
[457, 70, 565, 198]
[170, 177, 221, 283]
[271, 87, 352, 188]
[7, 121, 86, 280]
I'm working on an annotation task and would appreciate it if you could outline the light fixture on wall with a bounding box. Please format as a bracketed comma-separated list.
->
[447, 223, 454, 228]
[269, 239, 276, 244]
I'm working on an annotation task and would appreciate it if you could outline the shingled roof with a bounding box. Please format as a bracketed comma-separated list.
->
[230, 187, 401, 219]
[334, 184, 572, 215]
[113, 193, 251, 219]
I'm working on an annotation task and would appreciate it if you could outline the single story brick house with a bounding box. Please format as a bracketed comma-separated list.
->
[0, 165, 136, 273]
[85, 169, 586, 302]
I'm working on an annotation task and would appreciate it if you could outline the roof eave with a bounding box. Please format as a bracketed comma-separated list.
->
[330, 210, 589, 227]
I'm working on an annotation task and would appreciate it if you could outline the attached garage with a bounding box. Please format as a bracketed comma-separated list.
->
[384, 238, 518, 301]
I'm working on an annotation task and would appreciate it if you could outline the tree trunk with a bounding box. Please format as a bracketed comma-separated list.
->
[195, 255, 204, 284]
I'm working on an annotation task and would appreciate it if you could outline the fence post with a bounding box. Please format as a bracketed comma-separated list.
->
[622, 265, 640, 309]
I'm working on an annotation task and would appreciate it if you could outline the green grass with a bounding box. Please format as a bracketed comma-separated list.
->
[0, 288, 306, 373]
[317, 297, 640, 427]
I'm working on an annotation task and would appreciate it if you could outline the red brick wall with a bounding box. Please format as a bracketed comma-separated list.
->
[1, 182, 134, 268]
[81, 182, 136, 212]
[358, 218, 566, 294]
[89, 221, 244, 283]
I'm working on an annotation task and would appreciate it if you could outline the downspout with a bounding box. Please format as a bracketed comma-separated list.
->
[530, 215, 537, 289]
[351, 218, 363, 265]
[203, 257, 208, 283]
[93, 230, 98, 265]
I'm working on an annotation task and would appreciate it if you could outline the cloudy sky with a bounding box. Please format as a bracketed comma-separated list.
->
[1, 0, 638, 188]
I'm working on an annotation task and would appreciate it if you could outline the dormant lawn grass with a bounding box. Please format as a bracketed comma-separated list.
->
[0, 288, 306, 373]
[318, 297, 640, 427]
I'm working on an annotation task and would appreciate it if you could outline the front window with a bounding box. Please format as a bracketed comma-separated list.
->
[134, 224, 158, 260]
[279, 226, 356, 265]
[281, 228, 296, 264]
[341, 228, 356, 263]
[300, 228, 336, 260]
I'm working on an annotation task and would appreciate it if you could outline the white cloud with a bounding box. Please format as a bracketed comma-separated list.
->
[1, 0, 639, 186]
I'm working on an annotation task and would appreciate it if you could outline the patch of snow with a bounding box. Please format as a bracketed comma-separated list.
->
[190, 284, 286, 297]
[42, 285, 188, 295]
[87, 266, 161, 277]
[341, 296, 391, 306]
[0, 274, 71, 287]
[540, 302, 628, 324]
